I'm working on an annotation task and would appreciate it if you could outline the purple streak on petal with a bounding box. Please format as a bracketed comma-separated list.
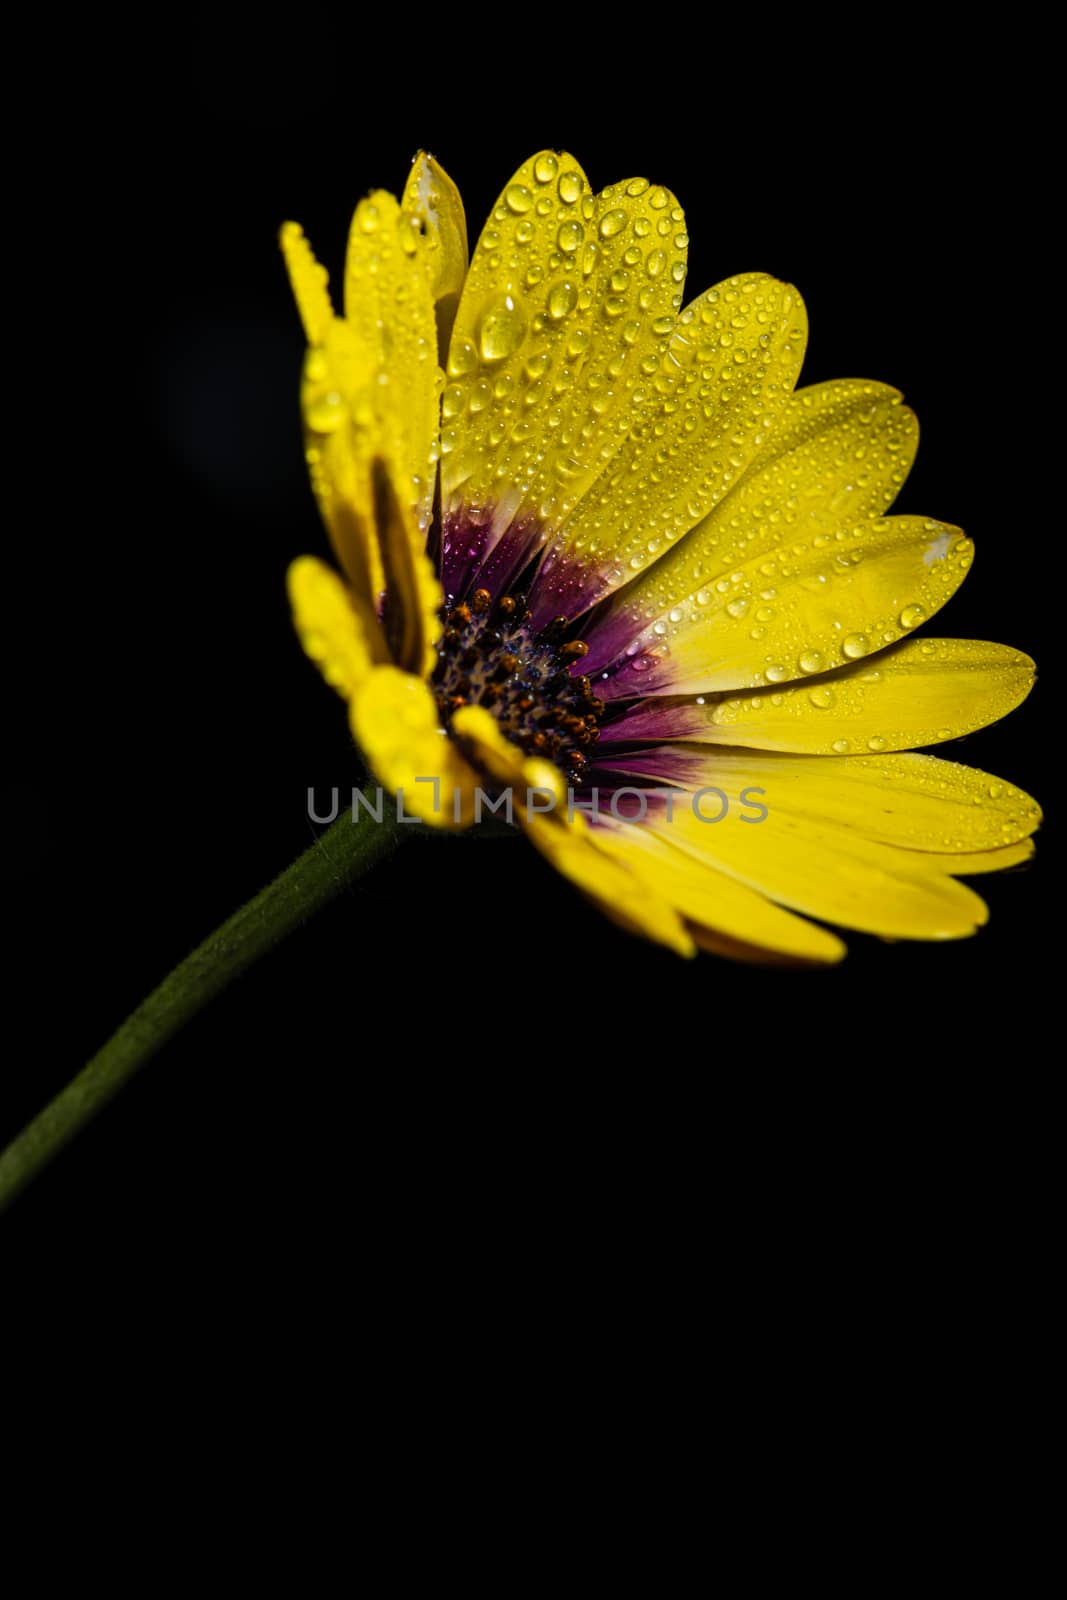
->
[590, 746, 707, 787]
[442, 507, 555, 603]
[578, 598, 683, 699]
[473, 515, 548, 599]
[440, 507, 496, 599]
[526, 550, 614, 630]
[581, 600, 646, 675]
[599, 699, 710, 743]
[597, 652, 680, 701]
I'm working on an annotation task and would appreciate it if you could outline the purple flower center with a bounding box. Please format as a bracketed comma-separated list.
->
[432, 589, 604, 787]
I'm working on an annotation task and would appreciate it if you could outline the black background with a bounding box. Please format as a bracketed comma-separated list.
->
[4, 17, 1055, 1262]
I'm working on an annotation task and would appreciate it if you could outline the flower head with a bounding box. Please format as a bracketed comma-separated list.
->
[281, 150, 1040, 964]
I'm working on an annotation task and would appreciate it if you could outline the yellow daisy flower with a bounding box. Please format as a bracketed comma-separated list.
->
[280, 149, 1040, 966]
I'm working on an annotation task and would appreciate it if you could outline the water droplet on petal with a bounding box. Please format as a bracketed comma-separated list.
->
[599, 208, 627, 238]
[448, 340, 477, 376]
[557, 219, 583, 254]
[505, 183, 533, 213]
[842, 633, 871, 660]
[548, 280, 578, 320]
[477, 295, 527, 361]
[306, 391, 345, 432]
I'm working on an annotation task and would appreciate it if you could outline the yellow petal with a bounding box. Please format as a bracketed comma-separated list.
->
[300, 327, 382, 609]
[597, 819, 846, 965]
[287, 555, 387, 699]
[372, 460, 444, 679]
[279, 221, 333, 346]
[451, 703, 565, 804]
[608, 748, 1042, 855]
[341, 190, 442, 544]
[351, 667, 480, 828]
[585, 377, 918, 677]
[641, 797, 990, 941]
[533, 273, 808, 621]
[440, 154, 691, 588]
[918, 839, 1035, 875]
[451, 705, 693, 955]
[402, 152, 469, 363]
[611, 637, 1036, 753]
[286, 194, 444, 652]
[525, 810, 696, 957]
[600, 515, 974, 698]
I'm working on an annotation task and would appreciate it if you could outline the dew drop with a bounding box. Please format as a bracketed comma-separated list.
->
[899, 603, 925, 629]
[842, 633, 870, 660]
[548, 280, 578, 320]
[808, 687, 834, 709]
[533, 152, 558, 184]
[477, 296, 527, 362]
[798, 650, 824, 674]
[505, 183, 533, 214]
[306, 391, 345, 432]
[448, 340, 477, 377]
[557, 219, 583, 253]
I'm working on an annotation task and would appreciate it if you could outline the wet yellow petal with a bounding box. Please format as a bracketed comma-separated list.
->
[298, 324, 375, 606]
[402, 152, 469, 363]
[534, 273, 808, 619]
[372, 460, 444, 679]
[285, 194, 444, 648]
[601, 515, 974, 698]
[351, 667, 479, 828]
[641, 798, 989, 941]
[279, 221, 333, 346]
[287, 555, 387, 699]
[526, 811, 695, 957]
[440, 154, 690, 580]
[586, 378, 918, 677]
[611, 748, 1042, 855]
[451, 704, 566, 805]
[450, 705, 692, 955]
[613, 637, 1036, 753]
[597, 819, 845, 965]
[341, 190, 443, 542]
[918, 839, 1035, 875]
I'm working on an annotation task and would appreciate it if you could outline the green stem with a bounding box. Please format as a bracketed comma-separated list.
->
[0, 803, 406, 1214]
